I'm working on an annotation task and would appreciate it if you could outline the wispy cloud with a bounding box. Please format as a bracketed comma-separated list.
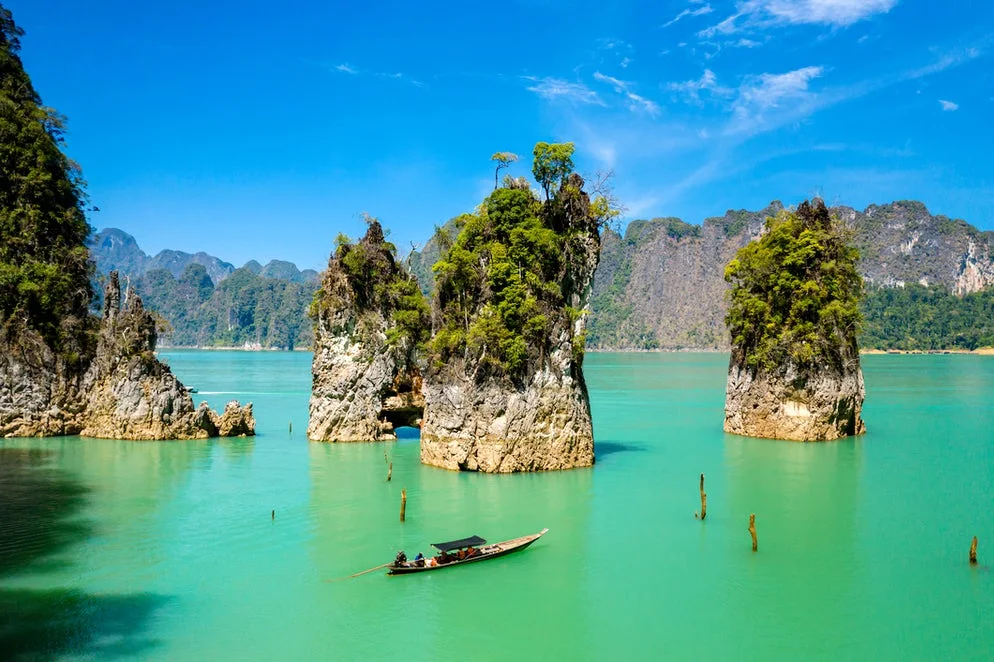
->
[939, 99, 959, 111]
[701, 0, 899, 37]
[523, 76, 605, 105]
[729, 66, 825, 134]
[663, 3, 714, 28]
[324, 62, 423, 86]
[336, 63, 358, 74]
[593, 72, 661, 116]
[666, 69, 733, 102]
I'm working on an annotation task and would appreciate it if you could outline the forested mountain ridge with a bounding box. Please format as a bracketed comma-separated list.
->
[88, 228, 318, 349]
[580, 200, 994, 350]
[90, 200, 994, 352]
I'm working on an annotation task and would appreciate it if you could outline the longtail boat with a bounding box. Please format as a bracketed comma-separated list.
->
[387, 528, 549, 575]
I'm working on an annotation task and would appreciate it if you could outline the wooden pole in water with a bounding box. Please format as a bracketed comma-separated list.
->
[387, 462, 393, 482]
[400, 489, 407, 522]
[271, 509, 275, 521]
[970, 536, 978, 565]
[289, 421, 292, 434]
[749, 513, 757, 552]
[696, 473, 707, 520]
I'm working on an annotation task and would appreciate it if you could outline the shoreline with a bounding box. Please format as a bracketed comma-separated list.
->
[159, 345, 994, 355]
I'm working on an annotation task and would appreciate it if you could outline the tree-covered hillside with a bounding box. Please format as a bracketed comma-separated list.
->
[860, 285, 994, 350]
[0, 6, 93, 363]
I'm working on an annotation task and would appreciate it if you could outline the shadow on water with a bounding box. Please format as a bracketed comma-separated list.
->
[0, 448, 170, 660]
[595, 440, 645, 459]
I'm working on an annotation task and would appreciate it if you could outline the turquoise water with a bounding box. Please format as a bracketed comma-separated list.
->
[1, 351, 992, 660]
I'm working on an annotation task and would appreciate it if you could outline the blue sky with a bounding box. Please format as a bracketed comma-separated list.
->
[8, 0, 993, 270]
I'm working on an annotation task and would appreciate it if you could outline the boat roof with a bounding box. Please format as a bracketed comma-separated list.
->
[431, 535, 487, 552]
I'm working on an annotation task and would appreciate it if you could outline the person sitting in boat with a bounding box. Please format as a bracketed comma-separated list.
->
[414, 552, 425, 567]
[438, 550, 451, 564]
[465, 545, 478, 557]
[395, 550, 407, 566]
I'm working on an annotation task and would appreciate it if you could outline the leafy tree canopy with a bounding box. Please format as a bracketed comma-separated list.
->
[0, 4, 94, 360]
[725, 199, 863, 373]
[532, 142, 575, 199]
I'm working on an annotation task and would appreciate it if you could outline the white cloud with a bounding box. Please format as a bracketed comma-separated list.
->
[336, 64, 358, 74]
[620, 57, 632, 68]
[593, 72, 661, 116]
[939, 99, 959, 111]
[663, 3, 714, 28]
[701, 0, 898, 36]
[735, 38, 763, 48]
[735, 66, 824, 112]
[523, 77, 605, 105]
[666, 69, 733, 102]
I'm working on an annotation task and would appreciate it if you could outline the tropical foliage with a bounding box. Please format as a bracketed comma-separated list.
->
[725, 199, 863, 372]
[314, 217, 430, 351]
[0, 6, 93, 361]
[429, 143, 611, 381]
[860, 284, 994, 350]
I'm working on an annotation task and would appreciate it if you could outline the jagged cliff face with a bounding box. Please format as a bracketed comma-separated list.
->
[420, 174, 600, 472]
[1, 273, 255, 440]
[79, 273, 255, 440]
[0, 326, 87, 437]
[308, 222, 427, 442]
[585, 200, 994, 350]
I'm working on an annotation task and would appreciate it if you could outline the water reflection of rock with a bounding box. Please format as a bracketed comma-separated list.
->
[721, 435, 863, 652]
[0, 448, 170, 658]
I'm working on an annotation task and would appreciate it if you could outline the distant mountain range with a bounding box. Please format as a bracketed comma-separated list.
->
[88, 228, 319, 286]
[88, 228, 319, 349]
[89, 200, 994, 351]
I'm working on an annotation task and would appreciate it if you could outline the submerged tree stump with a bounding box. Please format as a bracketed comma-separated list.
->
[696, 473, 707, 520]
[387, 462, 392, 482]
[749, 514, 757, 552]
[400, 489, 407, 522]
[970, 536, 978, 565]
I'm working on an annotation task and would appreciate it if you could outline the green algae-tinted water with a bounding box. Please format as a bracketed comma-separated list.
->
[1, 351, 992, 660]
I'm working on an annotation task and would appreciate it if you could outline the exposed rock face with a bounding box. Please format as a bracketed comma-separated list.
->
[0, 326, 87, 437]
[308, 222, 427, 442]
[67, 272, 255, 440]
[78, 272, 255, 440]
[724, 361, 866, 441]
[420, 174, 600, 472]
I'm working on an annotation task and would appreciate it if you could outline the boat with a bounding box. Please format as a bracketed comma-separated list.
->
[387, 528, 549, 575]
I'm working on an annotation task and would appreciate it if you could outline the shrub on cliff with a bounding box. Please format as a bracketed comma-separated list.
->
[725, 199, 863, 373]
[429, 142, 616, 382]
[313, 216, 429, 351]
[0, 6, 93, 361]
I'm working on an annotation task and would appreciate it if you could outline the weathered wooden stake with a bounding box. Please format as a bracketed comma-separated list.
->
[698, 473, 707, 520]
[289, 421, 292, 434]
[970, 536, 978, 565]
[749, 513, 757, 552]
[387, 462, 393, 482]
[271, 509, 275, 520]
[400, 489, 407, 522]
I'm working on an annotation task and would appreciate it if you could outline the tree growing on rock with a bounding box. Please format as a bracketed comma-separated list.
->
[723, 199, 866, 441]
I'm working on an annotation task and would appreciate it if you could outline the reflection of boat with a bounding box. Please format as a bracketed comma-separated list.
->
[388, 528, 549, 575]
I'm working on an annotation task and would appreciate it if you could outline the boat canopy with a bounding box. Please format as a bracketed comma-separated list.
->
[431, 535, 487, 552]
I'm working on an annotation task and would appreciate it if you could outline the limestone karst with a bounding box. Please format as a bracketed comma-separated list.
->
[307, 220, 429, 442]
[723, 199, 865, 441]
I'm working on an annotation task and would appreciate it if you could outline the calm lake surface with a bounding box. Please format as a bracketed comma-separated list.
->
[1, 351, 992, 660]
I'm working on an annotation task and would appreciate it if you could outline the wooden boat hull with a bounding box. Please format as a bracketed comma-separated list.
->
[387, 528, 548, 575]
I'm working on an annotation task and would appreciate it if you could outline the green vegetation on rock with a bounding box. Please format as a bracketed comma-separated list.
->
[314, 217, 429, 350]
[429, 143, 613, 380]
[725, 199, 863, 372]
[0, 6, 93, 361]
